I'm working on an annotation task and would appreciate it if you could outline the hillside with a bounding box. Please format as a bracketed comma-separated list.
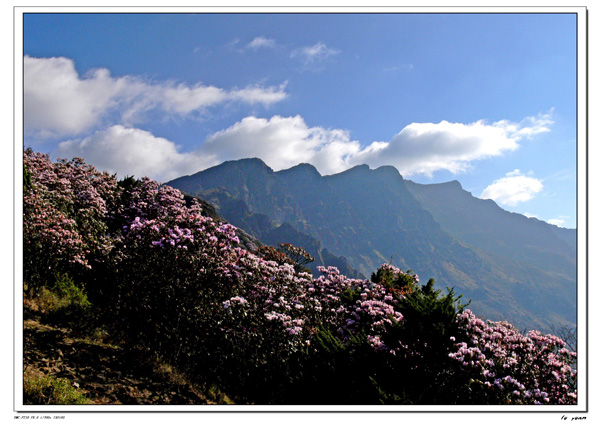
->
[167, 159, 576, 332]
[194, 186, 363, 278]
[404, 179, 576, 280]
[22, 149, 577, 406]
[23, 303, 231, 405]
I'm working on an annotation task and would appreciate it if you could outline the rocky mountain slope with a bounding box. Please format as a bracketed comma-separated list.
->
[167, 159, 576, 332]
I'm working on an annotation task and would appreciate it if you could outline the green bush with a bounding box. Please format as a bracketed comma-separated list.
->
[37, 273, 98, 333]
[52, 273, 91, 308]
[376, 279, 472, 404]
[24, 370, 91, 405]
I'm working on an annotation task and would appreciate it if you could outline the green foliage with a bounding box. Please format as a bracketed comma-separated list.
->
[371, 266, 419, 295]
[398, 279, 470, 338]
[286, 327, 383, 404]
[33, 273, 90, 312]
[24, 370, 91, 405]
[117, 175, 141, 190]
[24, 166, 33, 192]
[379, 279, 471, 403]
[52, 273, 91, 308]
[33, 273, 98, 333]
[340, 286, 362, 305]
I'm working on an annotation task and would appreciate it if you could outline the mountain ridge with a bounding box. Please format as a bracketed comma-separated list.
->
[167, 159, 576, 332]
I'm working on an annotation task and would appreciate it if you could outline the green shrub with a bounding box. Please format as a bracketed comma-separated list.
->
[52, 273, 91, 308]
[36, 273, 97, 333]
[34, 273, 90, 311]
[376, 279, 472, 404]
[24, 369, 91, 405]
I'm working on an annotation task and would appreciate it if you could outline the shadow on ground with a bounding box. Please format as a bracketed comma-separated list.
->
[23, 306, 215, 405]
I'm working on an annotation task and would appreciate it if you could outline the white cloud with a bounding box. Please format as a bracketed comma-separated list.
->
[547, 218, 566, 227]
[513, 109, 554, 138]
[229, 83, 288, 105]
[24, 56, 287, 138]
[52, 111, 554, 184]
[229, 36, 276, 53]
[480, 170, 543, 206]
[53, 116, 360, 181]
[348, 114, 553, 177]
[197, 113, 553, 177]
[246, 36, 276, 50]
[54, 116, 359, 181]
[291, 42, 340, 66]
[24, 56, 122, 138]
[547, 215, 570, 227]
[524, 212, 569, 227]
[201, 115, 359, 174]
[226, 38, 241, 50]
[199, 113, 551, 177]
[55, 125, 217, 182]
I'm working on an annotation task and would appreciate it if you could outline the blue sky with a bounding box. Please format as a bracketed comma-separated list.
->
[22, 12, 579, 228]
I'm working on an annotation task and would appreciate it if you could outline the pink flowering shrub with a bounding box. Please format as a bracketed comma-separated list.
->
[23, 149, 578, 405]
[99, 177, 243, 356]
[448, 310, 577, 404]
[289, 263, 472, 404]
[23, 148, 117, 289]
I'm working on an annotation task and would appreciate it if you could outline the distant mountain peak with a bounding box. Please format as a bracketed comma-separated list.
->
[224, 157, 272, 170]
[278, 162, 321, 178]
[373, 165, 403, 180]
[446, 179, 463, 189]
[344, 164, 371, 173]
[421, 179, 463, 190]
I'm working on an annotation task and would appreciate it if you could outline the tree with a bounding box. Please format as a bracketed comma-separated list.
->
[277, 242, 314, 273]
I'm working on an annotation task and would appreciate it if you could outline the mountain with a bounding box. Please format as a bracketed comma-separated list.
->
[181, 192, 263, 254]
[167, 159, 576, 332]
[188, 185, 363, 278]
[404, 180, 576, 282]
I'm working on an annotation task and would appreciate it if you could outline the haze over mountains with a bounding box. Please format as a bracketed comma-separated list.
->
[167, 158, 576, 332]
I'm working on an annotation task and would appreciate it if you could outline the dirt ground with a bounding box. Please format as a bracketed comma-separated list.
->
[22, 306, 222, 405]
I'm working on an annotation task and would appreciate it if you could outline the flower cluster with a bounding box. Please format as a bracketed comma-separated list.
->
[449, 309, 577, 404]
[23, 149, 117, 286]
[308, 267, 404, 348]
